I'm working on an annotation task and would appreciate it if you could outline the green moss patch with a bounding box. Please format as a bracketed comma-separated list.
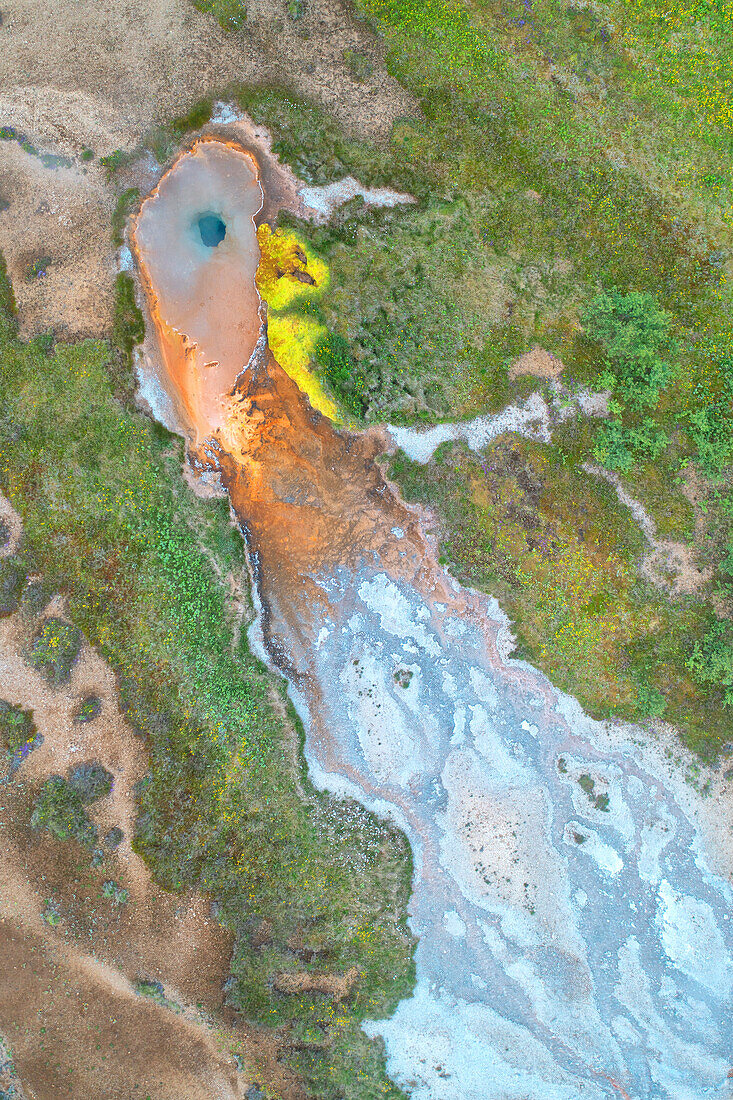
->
[31, 775, 97, 847]
[28, 618, 82, 685]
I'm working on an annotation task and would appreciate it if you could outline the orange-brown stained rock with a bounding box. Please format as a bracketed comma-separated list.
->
[214, 348, 429, 619]
[208, 345, 464, 701]
[132, 138, 263, 440]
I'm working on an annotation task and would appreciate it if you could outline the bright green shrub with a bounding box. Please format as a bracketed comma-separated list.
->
[583, 291, 675, 409]
[592, 419, 634, 471]
[687, 621, 733, 706]
[686, 398, 733, 478]
[627, 419, 670, 461]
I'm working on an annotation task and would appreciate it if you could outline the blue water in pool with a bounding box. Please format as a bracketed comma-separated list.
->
[197, 212, 226, 248]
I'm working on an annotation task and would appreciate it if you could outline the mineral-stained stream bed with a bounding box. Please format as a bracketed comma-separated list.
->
[133, 139, 733, 1100]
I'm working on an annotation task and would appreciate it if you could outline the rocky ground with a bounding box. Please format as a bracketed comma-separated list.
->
[0, 0, 416, 337]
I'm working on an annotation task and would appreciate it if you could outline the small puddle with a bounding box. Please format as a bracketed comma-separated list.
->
[132, 139, 733, 1100]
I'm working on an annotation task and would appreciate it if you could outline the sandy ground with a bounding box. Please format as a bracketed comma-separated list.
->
[0, 139, 117, 339]
[507, 345, 564, 381]
[0, 0, 417, 336]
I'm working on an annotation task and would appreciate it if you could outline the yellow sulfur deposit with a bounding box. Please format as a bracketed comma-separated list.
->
[266, 313, 342, 423]
[256, 225, 342, 423]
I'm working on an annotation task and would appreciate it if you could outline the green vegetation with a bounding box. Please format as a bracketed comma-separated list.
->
[0, 258, 413, 1097]
[687, 621, 733, 707]
[581, 291, 678, 470]
[111, 272, 145, 397]
[100, 149, 133, 177]
[592, 418, 669, 473]
[0, 250, 16, 319]
[112, 188, 140, 247]
[314, 329, 368, 417]
[170, 99, 214, 136]
[29, 761, 112, 847]
[582, 292, 676, 410]
[101, 879, 129, 905]
[233, 86, 403, 190]
[0, 126, 73, 169]
[192, 0, 246, 31]
[25, 255, 52, 281]
[31, 775, 97, 846]
[68, 761, 114, 802]
[0, 699, 36, 760]
[28, 618, 82, 685]
[42, 897, 62, 926]
[30, 332, 55, 358]
[74, 694, 102, 723]
[343, 49, 374, 82]
[20, 577, 51, 617]
[135, 979, 168, 1004]
[104, 825, 124, 849]
[0, 556, 25, 617]
[104, 101, 214, 185]
[685, 360, 733, 479]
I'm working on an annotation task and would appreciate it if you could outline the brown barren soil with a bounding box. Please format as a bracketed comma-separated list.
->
[0, 574, 302, 1099]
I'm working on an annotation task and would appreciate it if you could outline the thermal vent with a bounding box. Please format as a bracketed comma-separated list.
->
[197, 212, 226, 248]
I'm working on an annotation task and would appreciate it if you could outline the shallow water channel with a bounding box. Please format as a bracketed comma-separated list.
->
[133, 139, 733, 1100]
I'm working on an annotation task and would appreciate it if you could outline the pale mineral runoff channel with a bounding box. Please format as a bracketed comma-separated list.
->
[130, 136, 733, 1100]
[383, 387, 610, 464]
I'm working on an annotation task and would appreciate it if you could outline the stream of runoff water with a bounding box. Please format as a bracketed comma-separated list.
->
[132, 139, 733, 1100]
